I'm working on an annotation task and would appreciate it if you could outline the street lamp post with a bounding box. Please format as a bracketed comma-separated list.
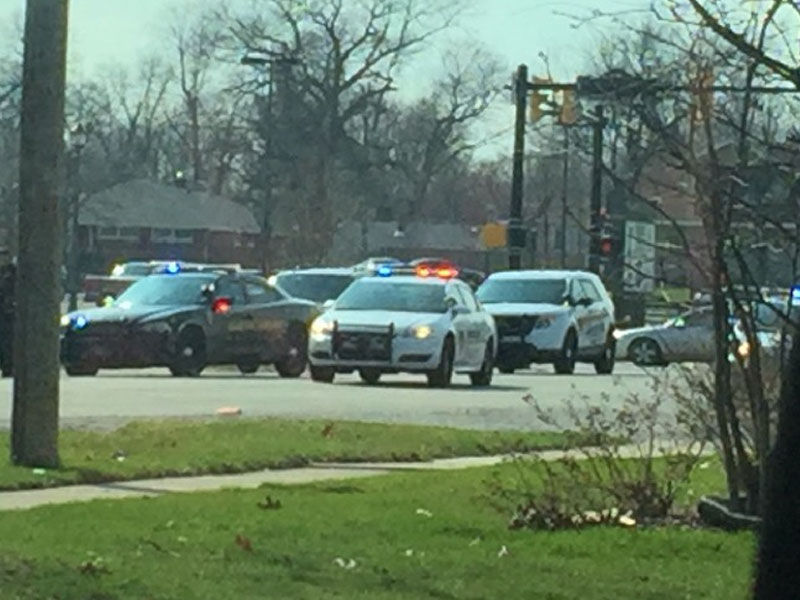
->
[241, 50, 299, 272]
[66, 123, 87, 312]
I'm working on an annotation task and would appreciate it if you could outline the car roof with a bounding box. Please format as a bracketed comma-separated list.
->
[356, 275, 450, 286]
[277, 267, 356, 276]
[487, 269, 599, 281]
[149, 272, 218, 280]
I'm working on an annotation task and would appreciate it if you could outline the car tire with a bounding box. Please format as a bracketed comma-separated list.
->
[554, 329, 578, 375]
[170, 327, 206, 377]
[237, 360, 260, 375]
[594, 335, 616, 375]
[470, 340, 494, 387]
[310, 364, 335, 383]
[359, 368, 381, 385]
[498, 366, 515, 375]
[275, 324, 308, 378]
[65, 364, 98, 377]
[427, 337, 454, 388]
[629, 337, 664, 366]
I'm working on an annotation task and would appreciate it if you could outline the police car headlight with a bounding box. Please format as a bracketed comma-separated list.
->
[310, 318, 334, 339]
[60, 314, 70, 327]
[401, 324, 433, 339]
[412, 325, 432, 339]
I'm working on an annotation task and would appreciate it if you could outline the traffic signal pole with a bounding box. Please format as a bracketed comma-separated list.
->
[588, 104, 605, 274]
[508, 64, 528, 270]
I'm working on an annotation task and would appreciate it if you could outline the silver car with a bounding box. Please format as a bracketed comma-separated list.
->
[615, 307, 715, 365]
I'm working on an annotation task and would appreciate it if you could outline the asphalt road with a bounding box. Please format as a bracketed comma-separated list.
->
[0, 362, 679, 432]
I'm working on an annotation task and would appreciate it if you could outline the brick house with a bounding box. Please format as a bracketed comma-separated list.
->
[77, 179, 261, 274]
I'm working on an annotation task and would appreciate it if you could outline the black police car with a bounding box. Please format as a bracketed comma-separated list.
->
[60, 264, 319, 377]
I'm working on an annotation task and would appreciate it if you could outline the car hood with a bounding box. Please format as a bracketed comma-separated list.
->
[323, 310, 444, 330]
[66, 304, 195, 325]
[482, 303, 568, 317]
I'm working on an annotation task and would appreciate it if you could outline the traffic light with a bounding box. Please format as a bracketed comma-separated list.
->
[529, 76, 550, 123]
[599, 234, 614, 259]
[559, 89, 579, 125]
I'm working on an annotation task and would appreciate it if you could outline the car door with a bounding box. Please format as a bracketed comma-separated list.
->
[580, 280, 609, 350]
[457, 282, 490, 367]
[213, 276, 252, 361]
[243, 277, 289, 362]
[659, 309, 713, 361]
[445, 282, 472, 367]
[569, 278, 593, 352]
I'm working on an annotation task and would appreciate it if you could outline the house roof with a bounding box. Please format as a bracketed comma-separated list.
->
[79, 179, 261, 234]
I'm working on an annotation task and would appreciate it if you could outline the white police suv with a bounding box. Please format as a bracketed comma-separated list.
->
[307, 266, 497, 387]
[475, 270, 616, 375]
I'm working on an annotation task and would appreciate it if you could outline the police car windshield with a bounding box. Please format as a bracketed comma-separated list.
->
[114, 275, 215, 306]
[477, 278, 566, 305]
[276, 273, 354, 303]
[335, 280, 447, 313]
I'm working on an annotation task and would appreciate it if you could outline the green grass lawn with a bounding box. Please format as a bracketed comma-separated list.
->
[0, 418, 573, 491]
[0, 462, 752, 600]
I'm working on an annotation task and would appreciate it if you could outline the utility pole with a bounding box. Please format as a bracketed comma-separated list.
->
[12, 0, 69, 467]
[560, 126, 569, 268]
[588, 104, 606, 274]
[508, 64, 528, 270]
[241, 51, 298, 273]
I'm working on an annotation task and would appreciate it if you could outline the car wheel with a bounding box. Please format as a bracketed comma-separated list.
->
[359, 368, 381, 385]
[275, 324, 308, 378]
[170, 327, 206, 377]
[629, 337, 664, 366]
[237, 360, 260, 375]
[594, 335, 616, 375]
[553, 330, 578, 375]
[470, 340, 494, 387]
[310, 364, 335, 383]
[65, 364, 98, 377]
[427, 337, 454, 388]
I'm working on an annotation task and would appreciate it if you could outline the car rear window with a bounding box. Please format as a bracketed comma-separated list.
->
[275, 273, 355, 303]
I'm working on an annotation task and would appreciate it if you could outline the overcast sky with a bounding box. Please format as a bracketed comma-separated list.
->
[1, 0, 649, 156]
[2, 0, 649, 78]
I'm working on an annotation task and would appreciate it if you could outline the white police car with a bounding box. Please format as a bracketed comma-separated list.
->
[475, 270, 616, 375]
[307, 266, 497, 387]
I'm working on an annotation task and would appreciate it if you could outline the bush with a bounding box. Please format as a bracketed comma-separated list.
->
[487, 373, 707, 531]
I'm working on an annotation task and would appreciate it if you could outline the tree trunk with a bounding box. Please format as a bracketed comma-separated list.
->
[754, 335, 800, 599]
[11, 0, 69, 468]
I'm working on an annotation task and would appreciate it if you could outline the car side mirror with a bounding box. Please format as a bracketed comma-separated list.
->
[445, 296, 458, 310]
[579, 297, 593, 307]
[453, 305, 470, 316]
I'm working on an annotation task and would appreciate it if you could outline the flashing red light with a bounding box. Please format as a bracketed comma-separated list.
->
[212, 297, 233, 314]
[600, 238, 613, 255]
[436, 267, 459, 279]
[416, 266, 432, 278]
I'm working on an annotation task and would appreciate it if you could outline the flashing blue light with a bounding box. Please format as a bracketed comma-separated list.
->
[73, 315, 88, 330]
[791, 286, 800, 303]
[377, 264, 393, 277]
[165, 261, 181, 274]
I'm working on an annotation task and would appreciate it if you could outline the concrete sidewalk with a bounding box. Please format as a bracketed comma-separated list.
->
[0, 455, 511, 512]
[0, 444, 705, 512]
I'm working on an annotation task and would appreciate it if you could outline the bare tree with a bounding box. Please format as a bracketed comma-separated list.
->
[227, 0, 465, 261]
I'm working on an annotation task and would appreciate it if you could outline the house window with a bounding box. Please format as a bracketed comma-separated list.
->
[97, 226, 139, 241]
[152, 228, 193, 244]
